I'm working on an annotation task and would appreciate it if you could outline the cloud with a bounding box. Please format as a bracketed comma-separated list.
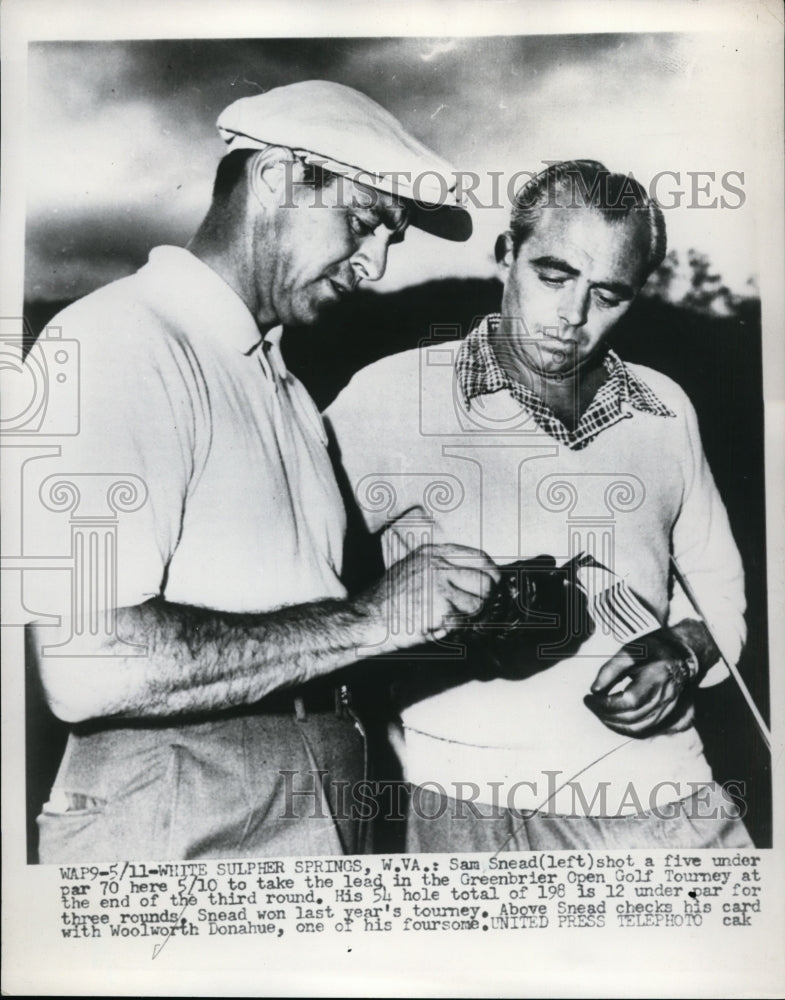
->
[419, 39, 462, 62]
[24, 33, 764, 302]
[25, 205, 196, 300]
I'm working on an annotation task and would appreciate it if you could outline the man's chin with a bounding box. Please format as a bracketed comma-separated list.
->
[284, 299, 342, 330]
[520, 351, 576, 377]
[534, 345, 602, 378]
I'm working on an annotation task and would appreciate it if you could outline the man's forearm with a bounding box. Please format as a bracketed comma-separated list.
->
[41, 596, 387, 724]
[37, 542, 500, 724]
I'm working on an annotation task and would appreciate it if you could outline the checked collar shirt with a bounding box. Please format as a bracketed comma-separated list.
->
[456, 313, 675, 450]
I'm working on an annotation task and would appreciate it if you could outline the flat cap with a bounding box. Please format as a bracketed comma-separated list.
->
[217, 80, 471, 242]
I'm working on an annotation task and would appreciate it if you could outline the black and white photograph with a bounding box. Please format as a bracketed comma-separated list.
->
[2, 0, 783, 996]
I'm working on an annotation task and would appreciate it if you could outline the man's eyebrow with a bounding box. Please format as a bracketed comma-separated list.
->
[530, 256, 635, 297]
[593, 280, 636, 298]
[529, 255, 579, 275]
[350, 190, 409, 234]
[375, 201, 409, 235]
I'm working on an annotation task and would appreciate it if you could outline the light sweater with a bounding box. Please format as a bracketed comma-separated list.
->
[325, 334, 746, 814]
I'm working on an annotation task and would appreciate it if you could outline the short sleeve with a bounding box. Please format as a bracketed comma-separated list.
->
[22, 293, 207, 618]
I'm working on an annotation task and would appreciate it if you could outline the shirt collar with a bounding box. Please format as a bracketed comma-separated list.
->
[258, 325, 289, 383]
[140, 246, 269, 357]
[458, 314, 674, 417]
[608, 346, 675, 418]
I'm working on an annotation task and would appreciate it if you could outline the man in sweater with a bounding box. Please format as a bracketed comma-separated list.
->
[325, 159, 752, 850]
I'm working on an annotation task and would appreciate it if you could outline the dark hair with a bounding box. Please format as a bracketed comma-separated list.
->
[212, 148, 256, 204]
[211, 148, 335, 206]
[506, 160, 666, 278]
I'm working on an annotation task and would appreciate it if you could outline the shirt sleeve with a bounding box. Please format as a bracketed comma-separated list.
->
[25, 297, 207, 617]
[667, 391, 746, 686]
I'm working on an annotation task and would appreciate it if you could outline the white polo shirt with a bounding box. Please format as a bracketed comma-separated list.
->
[36, 246, 347, 616]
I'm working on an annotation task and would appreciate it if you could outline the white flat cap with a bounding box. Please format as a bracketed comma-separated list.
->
[217, 80, 472, 242]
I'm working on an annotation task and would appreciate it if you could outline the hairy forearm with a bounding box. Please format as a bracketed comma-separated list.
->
[41, 596, 386, 723]
[37, 543, 500, 724]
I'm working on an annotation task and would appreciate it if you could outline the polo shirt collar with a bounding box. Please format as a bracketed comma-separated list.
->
[141, 245, 268, 356]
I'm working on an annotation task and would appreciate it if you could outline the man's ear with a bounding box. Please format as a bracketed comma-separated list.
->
[495, 231, 515, 279]
[248, 146, 301, 210]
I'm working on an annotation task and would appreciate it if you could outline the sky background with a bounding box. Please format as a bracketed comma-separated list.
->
[25, 32, 768, 303]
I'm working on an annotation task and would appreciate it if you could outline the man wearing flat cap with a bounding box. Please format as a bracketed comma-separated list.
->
[29, 80, 497, 861]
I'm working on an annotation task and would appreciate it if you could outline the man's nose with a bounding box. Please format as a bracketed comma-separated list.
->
[351, 233, 390, 282]
[559, 284, 590, 328]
